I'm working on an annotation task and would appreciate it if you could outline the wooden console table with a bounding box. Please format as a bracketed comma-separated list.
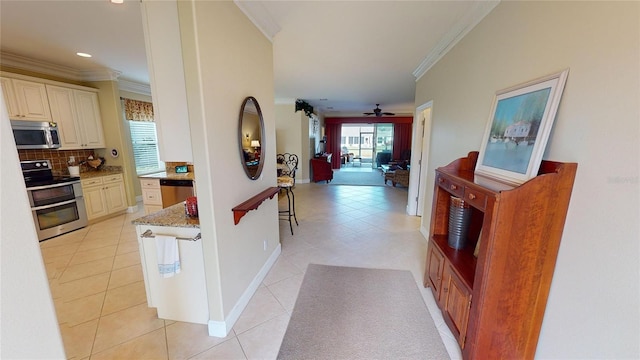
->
[231, 187, 279, 225]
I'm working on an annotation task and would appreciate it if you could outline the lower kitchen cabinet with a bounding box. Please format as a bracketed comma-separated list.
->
[140, 178, 163, 214]
[82, 173, 127, 221]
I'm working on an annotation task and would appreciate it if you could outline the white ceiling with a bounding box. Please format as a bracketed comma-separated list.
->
[0, 0, 497, 117]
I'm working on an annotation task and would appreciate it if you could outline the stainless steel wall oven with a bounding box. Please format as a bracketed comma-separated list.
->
[22, 160, 88, 241]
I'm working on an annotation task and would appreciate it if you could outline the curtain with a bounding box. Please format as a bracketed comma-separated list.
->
[325, 122, 342, 169]
[393, 123, 412, 160]
[123, 98, 154, 121]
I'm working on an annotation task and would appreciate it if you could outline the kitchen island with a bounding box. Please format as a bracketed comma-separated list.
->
[132, 202, 208, 324]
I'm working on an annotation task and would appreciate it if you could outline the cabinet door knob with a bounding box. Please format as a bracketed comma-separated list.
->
[468, 193, 476, 200]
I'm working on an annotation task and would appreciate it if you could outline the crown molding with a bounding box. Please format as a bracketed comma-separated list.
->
[118, 79, 151, 96]
[0, 51, 125, 82]
[234, 0, 281, 42]
[0, 51, 83, 81]
[413, 0, 500, 81]
[81, 69, 122, 81]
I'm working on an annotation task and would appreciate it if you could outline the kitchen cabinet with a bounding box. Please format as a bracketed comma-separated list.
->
[424, 152, 577, 359]
[1, 77, 52, 121]
[46, 85, 105, 149]
[82, 174, 127, 221]
[140, 178, 163, 214]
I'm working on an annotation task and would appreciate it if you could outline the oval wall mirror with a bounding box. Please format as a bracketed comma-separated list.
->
[239, 96, 265, 180]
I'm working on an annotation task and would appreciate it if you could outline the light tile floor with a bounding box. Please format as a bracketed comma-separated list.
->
[40, 183, 460, 359]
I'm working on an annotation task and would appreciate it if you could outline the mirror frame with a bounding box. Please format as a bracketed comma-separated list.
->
[238, 96, 265, 180]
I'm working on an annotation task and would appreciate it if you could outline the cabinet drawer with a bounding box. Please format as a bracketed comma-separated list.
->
[142, 189, 163, 205]
[464, 187, 487, 211]
[437, 174, 465, 198]
[103, 173, 123, 184]
[81, 177, 103, 187]
[140, 178, 160, 189]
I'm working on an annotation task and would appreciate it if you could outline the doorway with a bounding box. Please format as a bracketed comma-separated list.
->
[407, 101, 432, 217]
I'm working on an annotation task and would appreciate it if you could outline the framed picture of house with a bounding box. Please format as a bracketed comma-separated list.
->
[475, 69, 569, 185]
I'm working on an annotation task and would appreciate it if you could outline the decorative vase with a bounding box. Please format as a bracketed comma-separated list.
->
[448, 196, 471, 249]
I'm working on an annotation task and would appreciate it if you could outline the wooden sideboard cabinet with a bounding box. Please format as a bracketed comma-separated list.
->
[424, 151, 577, 359]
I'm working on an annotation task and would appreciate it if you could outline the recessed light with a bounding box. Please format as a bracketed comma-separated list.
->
[110, 0, 124, 4]
[76, 52, 92, 58]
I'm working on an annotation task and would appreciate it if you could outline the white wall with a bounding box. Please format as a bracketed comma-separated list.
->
[176, 0, 279, 330]
[415, 1, 639, 358]
[0, 91, 66, 357]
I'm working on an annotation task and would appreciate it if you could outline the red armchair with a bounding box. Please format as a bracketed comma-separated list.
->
[310, 158, 333, 183]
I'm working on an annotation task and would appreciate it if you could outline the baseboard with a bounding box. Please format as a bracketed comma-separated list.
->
[298, 178, 310, 184]
[136, 195, 143, 202]
[420, 225, 429, 240]
[127, 204, 140, 213]
[208, 243, 282, 337]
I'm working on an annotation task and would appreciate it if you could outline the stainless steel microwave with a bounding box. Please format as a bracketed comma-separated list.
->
[11, 120, 61, 149]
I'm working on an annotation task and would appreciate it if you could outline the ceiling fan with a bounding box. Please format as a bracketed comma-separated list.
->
[364, 104, 395, 117]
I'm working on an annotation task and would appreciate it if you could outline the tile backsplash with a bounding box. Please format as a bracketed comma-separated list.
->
[18, 149, 97, 175]
[18, 150, 195, 176]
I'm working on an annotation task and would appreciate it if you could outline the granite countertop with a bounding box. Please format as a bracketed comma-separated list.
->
[131, 202, 200, 228]
[139, 171, 196, 181]
[80, 169, 124, 179]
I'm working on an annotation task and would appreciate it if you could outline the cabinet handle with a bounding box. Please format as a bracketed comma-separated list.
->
[450, 184, 458, 190]
[443, 287, 448, 292]
[438, 177, 445, 183]
[468, 193, 476, 200]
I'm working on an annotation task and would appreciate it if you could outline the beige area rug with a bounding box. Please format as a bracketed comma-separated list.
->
[277, 264, 449, 360]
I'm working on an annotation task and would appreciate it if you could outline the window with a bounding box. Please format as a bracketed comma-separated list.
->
[129, 121, 164, 174]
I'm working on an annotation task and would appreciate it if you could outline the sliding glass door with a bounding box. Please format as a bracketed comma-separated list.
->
[373, 124, 393, 168]
[341, 124, 393, 168]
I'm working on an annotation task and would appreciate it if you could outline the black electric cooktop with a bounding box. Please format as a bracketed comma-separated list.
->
[21, 160, 80, 188]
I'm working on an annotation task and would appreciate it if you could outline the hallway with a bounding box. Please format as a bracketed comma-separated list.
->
[40, 183, 458, 359]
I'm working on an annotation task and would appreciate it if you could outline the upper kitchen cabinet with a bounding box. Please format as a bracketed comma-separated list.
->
[46, 85, 105, 150]
[140, 0, 193, 162]
[1, 77, 52, 121]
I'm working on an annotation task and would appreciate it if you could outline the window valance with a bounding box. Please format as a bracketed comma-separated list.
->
[123, 98, 154, 122]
